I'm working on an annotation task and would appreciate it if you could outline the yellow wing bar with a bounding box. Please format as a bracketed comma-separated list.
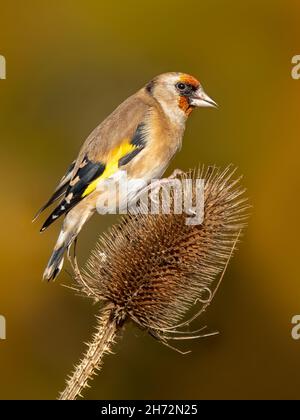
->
[82, 140, 136, 197]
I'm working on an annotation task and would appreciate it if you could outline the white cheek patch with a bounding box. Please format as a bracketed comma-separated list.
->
[158, 80, 187, 126]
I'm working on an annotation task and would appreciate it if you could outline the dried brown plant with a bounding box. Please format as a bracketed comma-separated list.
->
[59, 165, 249, 400]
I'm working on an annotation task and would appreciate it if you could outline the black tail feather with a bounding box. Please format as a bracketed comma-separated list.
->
[43, 246, 65, 281]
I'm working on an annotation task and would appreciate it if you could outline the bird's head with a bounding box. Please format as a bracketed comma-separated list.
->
[145, 72, 217, 124]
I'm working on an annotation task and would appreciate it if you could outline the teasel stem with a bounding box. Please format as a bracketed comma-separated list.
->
[58, 304, 119, 400]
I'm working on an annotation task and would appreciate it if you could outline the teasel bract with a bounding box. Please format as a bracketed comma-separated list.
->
[59, 165, 249, 400]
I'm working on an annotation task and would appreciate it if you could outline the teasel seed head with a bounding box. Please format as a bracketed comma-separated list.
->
[75, 165, 249, 337]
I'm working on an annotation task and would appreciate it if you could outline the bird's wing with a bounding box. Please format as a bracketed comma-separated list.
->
[33, 160, 76, 221]
[40, 93, 150, 232]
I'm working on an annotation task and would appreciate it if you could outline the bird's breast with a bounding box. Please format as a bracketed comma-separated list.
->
[126, 109, 184, 181]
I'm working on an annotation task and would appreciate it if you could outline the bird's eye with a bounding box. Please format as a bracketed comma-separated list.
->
[176, 82, 186, 91]
[176, 82, 194, 96]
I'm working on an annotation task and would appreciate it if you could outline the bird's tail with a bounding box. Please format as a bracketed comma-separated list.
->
[43, 242, 66, 281]
[43, 205, 94, 281]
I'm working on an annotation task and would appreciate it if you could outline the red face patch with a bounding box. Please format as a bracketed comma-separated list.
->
[180, 74, 200, 90]
[178, 96, 193, 116]
[177, 74, 200, 116]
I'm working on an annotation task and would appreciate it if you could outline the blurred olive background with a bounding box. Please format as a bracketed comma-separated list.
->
[0, 0, 300, 400]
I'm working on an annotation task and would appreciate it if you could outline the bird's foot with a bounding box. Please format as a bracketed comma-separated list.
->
[168, 168, 184, 179]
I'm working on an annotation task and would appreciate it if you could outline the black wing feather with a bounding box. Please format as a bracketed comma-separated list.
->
[40, 158, 105, 232]
[33, 161, 76, 221]
[118, 123, 146, 167]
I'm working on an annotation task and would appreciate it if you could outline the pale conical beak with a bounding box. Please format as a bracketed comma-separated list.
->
[190, 88, 218, 108]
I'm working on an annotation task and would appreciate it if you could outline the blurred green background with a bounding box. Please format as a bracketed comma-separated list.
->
[0, 0, 300, 400]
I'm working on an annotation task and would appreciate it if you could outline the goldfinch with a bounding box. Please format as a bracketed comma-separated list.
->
[35, 72, 217, 280]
